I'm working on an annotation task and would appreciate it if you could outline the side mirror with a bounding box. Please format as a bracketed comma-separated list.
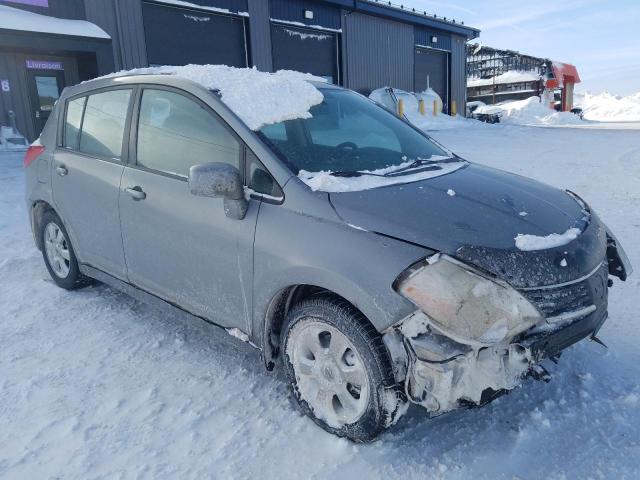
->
[188, 162, 248, 220]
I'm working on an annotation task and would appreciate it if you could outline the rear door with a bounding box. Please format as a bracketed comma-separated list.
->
[118, 87, 258, 329]
[52, 88, 133, 279]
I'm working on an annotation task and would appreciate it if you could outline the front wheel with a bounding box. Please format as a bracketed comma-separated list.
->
[282, 295, 403, 442]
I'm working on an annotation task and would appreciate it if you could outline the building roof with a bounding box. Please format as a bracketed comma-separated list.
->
[324, 0, 480, 38]
[0, 4, 110, 39]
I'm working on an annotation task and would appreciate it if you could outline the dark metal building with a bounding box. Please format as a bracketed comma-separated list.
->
[1, 0, 479, 141]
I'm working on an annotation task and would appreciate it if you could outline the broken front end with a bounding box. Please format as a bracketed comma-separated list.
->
[386, 227, 631, 416]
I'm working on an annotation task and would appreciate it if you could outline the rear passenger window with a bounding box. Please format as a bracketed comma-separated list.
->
[63, 96, 85, 149]
[136, 89, 240, 177]
[79, 89, 131, 159]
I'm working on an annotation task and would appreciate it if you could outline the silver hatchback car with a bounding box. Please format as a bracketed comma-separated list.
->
[25, 72, 631, 441]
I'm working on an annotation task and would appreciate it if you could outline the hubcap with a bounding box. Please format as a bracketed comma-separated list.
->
[44, 222, 70, 279]
[287, 321, 370, 428]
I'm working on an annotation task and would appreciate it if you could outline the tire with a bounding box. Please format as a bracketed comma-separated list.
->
[282, 294, 402, 442]
[40, 210, 91, 290]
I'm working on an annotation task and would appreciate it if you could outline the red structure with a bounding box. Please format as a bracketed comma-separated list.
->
[546, 62, 581, 111]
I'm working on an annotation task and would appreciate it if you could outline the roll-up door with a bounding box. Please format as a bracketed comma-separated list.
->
[271, 24, 339, 84]
[414, 47, 448, 110]
[142, 1, 248, 67]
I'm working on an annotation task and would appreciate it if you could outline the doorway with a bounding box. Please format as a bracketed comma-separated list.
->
[27, 69, 65, 135]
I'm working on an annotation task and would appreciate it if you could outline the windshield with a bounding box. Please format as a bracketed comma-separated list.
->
[258, 88, 452, 175]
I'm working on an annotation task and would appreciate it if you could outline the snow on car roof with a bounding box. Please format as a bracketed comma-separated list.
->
[103, 65, 326, 131]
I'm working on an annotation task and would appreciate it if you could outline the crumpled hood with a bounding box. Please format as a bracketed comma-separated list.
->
[329, 163, 607, 287]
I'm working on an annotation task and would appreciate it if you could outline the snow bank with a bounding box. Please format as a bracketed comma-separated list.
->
[0, 5, 109, 39]
[477, 97, 583, 126]
[370, 87, 476, 131]
[103, 65, 325, 130]
[298, 159, 465, 193]
[575, 91, 640, 122]
[515, 227, 581, 251]
[468, 70, 541, 87]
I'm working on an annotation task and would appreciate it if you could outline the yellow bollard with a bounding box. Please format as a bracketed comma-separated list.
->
[433, 100, 437, 116]
[419, 99, 425, 115]
[451, 100, 457, 116]
[397, 98, 404, 117]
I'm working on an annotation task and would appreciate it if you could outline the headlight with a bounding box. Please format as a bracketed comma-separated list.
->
[395, 254, 543, 346]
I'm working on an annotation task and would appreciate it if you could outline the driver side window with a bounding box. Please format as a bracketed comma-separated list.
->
[136, 89, 240, 177]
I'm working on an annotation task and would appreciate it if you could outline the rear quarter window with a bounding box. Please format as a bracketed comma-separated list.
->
[63, 96, 86, 149]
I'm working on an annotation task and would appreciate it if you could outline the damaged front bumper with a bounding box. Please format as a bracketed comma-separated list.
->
[400, 304, 608, 415]
[388, 253, 616, 416]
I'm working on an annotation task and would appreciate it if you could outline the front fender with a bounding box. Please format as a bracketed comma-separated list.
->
[252, 201, 432, 347]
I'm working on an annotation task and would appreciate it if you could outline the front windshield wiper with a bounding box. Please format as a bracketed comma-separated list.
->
[329, 170, 384, 178]
[383, 156, 457, 176]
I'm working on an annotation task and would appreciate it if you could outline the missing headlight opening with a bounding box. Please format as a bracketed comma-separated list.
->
[386, 253, 609, 415]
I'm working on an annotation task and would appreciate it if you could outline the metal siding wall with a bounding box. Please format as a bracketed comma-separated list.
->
[343, 12, 413, 93]
[450, 34, 467, 116]
[270, 0, 342, 30]
[414, 27, 451, 51]
[0, 51, 29, 137]
[247, 0, 272, 71]
[84, 0, 148, 71]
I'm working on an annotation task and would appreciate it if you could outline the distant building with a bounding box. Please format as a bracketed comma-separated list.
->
[0, 0, 480, 142]
[466, 44, 580, 112]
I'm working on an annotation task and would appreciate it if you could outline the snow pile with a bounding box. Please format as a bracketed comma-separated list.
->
[575, 91, 640, 122]
[370, 87, 476, 131]
[298, 158, 464, 193]
[477, 97, 583, 126]
[103, 65, 325, 130]
[0, 4, 109, 39]
[514, 227, 581, 251]
[468, 70, 541, 87]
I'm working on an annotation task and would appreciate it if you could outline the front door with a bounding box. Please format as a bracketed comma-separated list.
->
[27, 68, 65, 135]
[119, 87, 258, 330]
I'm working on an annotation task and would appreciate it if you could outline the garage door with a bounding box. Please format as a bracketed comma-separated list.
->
[271, 24, 339, 84]
[142, 2, 247, 67]
[414, 47, 448, 110]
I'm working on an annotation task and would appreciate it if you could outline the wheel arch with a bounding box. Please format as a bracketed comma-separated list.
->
[261, 284, 383, 371]
[30, 200, 56, 251]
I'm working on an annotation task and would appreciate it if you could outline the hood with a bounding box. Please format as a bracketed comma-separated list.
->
[329, 163, 606, 287]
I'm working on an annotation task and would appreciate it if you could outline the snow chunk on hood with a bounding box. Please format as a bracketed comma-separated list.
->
[514, 227, 581, 251]
[298, 157, 464, 193]
[101, 65, 325, 130]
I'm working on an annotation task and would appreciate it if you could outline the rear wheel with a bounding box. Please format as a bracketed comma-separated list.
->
[40, 210, 91, 290]
[282, 295, 402, 442]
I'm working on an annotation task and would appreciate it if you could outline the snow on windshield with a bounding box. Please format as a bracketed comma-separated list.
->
[514, 227, 581, 251]
[298, 159, 465, 193]
[102, 65, 326, 130]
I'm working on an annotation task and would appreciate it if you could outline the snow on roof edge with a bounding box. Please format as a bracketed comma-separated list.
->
[0, 5, 110, 39]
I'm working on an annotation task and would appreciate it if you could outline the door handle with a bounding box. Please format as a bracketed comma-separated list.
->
[56, 165, 68, 176]
[124, 186, 146, 200]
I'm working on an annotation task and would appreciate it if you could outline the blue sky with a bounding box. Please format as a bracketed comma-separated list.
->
[402, 0, 639, 95]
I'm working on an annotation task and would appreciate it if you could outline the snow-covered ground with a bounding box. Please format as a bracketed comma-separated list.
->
[1, 120, 640, 479]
